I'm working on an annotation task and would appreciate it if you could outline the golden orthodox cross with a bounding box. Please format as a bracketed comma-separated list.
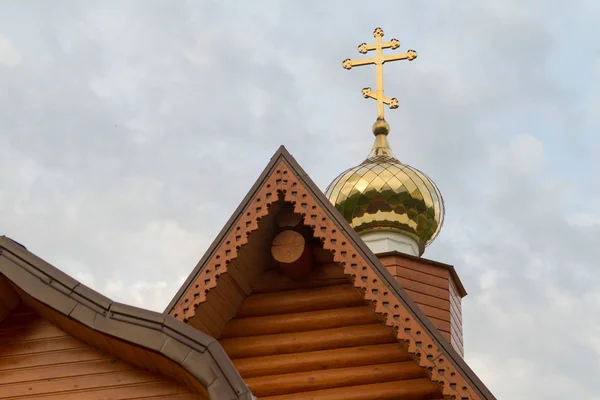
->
[342, 27, 417, 121]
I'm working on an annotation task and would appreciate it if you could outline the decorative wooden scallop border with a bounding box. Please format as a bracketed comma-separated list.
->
[171, 161, 481, 400]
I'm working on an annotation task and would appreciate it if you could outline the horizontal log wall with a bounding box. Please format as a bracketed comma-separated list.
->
[0, 304, 203, 400]
[218, 265, 443, 399]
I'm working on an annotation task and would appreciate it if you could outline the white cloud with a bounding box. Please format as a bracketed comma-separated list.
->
[567, 213, 600, 227]
[491, 133, 547, 174]
[103, 278, 170, 311]
[0, 35, 20, 67]
[75, 271, 96, 288]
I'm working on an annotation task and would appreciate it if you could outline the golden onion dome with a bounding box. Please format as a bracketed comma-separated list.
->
[325, 120, 444, 255]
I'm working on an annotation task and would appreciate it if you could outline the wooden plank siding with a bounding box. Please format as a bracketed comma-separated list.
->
[378, 254, 465, 356]
[0, 304, 203, 400]
[448, 277, 464, 355]
[215, 266, 443, 399]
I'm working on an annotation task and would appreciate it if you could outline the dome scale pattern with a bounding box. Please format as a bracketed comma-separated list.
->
[325, 132, 444, 254]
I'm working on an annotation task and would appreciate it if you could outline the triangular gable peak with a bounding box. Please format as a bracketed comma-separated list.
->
[168, 146, 495, 400]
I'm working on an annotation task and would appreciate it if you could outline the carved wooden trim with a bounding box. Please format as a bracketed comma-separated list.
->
[171, 161, 480, 400]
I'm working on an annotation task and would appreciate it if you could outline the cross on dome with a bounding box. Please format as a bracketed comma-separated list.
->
[342, 27, 417, 134]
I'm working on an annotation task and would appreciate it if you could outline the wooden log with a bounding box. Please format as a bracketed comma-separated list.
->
[260, 378, 441, 400]
[246, 361, 426, 397]
[271, 230, 313, 280]
[236, 284, 365, 318]
[220, 324, 396, 359]
[233, 343, 411, 379]
[222, 306, 379, 338]
[271, 230, 306, 263]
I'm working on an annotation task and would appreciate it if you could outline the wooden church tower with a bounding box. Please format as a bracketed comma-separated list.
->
[0, 28, 495, 399]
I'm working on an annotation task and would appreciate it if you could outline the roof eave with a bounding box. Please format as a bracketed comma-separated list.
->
[0, 235, 254, 400]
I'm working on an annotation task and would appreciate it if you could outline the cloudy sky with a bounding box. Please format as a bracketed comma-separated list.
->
[1, 1, 599, 398]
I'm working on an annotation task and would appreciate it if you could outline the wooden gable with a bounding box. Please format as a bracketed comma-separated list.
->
[167, 147, 495, 400]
